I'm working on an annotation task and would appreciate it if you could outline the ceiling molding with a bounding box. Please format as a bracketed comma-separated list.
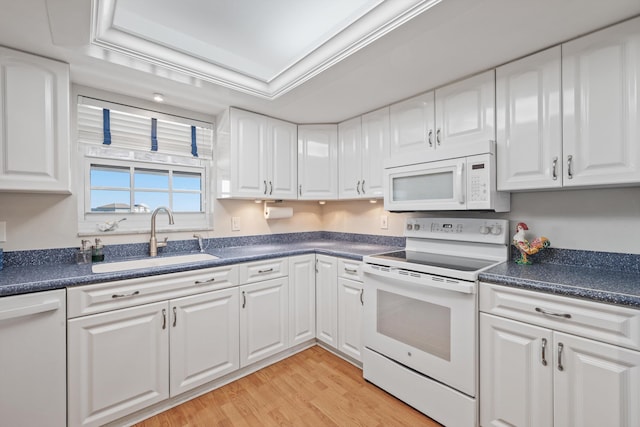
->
[90, 0, 442, 99]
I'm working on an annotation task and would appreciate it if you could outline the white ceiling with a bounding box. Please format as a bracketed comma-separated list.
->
[1, 0, 639, 123]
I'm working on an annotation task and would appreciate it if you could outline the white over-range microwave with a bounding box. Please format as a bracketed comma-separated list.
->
[384, 145, 510, 212]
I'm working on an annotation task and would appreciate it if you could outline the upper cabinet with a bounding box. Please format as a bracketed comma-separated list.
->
[0, 47, 70, 193]
[338, 107, 389, 199]
[298, 124, 338, 200]
[562, 16, 640, 187]
[496, 47, 562, 191]
[217, 108, 297, 199]
[388, 71, 495, 166]
[497, 17, 640, 191]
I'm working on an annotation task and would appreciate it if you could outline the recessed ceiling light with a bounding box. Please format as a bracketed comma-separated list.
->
[153, 93, 164, 102]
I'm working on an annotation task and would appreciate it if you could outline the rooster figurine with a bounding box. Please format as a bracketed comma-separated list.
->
[513, 222, 550, 265]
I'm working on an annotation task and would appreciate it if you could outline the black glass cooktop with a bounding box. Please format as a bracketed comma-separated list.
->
[369, 250, 496, 272]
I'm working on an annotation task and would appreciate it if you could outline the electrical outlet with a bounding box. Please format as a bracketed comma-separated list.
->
[380, 215, 388, 230]
[0, 221, 6, 242]
[231, 217, 240, 231]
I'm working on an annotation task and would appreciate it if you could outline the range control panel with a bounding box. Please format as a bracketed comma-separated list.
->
[405, 218, 509, 244]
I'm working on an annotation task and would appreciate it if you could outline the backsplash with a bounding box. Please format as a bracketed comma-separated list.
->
[1, 232, 405, 268]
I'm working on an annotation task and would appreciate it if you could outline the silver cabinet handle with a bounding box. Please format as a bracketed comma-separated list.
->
[345, 267, 358, 274]
[172, 306, 177, 327]
[269, 181, 273, 195]
[242, 291, 246, 309]
[112, 290, 140, 299]
[535, 307, 572, 319]
[315, 258, 319, 273]
[427, 129, 433, 147]
[360, 289, 364, 306]
[356, 180, 361, 195]
[436, 128, 441, 145]
[541, 338, 548, 366]
[557, 342, 564, 371]
[194, 277, 216, 285]
[299, 184, 302, 196]
[361, 179, 365, 194]
[258, 268, 274, 274]
[162, 308, 167, 330]
[567, 155, 573, 179]
[552, 157, 558, 181]
[264, 180, 268, 195]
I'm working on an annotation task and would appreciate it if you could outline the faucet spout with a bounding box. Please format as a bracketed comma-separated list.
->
[150, 206, 175, 257]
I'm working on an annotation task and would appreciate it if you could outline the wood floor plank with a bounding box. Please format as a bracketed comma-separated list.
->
[135, 346, 442, 427]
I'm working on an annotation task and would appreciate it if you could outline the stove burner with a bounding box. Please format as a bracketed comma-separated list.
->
[370, 250, 497, 272]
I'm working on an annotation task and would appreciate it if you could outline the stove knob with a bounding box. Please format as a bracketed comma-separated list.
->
[491, 225, 502, 235]
[406, 224, 413, 231]
[414, 224, 420, 231]
[480, 226, 490, 234]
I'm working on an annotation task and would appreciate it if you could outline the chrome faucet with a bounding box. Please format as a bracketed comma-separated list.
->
[150, 206, 174, 257]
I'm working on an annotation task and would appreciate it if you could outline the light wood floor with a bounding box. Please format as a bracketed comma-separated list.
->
[135, 346, 442, 426]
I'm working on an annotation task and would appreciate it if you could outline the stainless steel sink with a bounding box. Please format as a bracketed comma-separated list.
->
[91, 253, 219, 273]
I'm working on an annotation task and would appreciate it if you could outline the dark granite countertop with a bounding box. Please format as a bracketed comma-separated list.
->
[0, 239, 399, 297]
[480, 261, 640, 309]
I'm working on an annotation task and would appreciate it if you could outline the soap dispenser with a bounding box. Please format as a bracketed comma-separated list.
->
[92, 238, 105, 262]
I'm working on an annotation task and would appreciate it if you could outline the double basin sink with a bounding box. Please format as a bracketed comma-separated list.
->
[91, 253, 219, 273]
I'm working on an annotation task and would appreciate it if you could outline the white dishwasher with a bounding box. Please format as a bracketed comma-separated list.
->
[0, 289, 66, 427]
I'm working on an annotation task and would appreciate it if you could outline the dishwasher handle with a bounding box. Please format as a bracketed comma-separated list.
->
[362, 263, 475, 294]
[0, 299, 61, 321]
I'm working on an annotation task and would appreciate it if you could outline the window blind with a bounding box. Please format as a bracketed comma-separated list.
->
[77, 97, 214, 159]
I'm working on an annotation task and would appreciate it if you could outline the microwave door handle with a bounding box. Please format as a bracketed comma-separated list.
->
[457, 162, 465, 204]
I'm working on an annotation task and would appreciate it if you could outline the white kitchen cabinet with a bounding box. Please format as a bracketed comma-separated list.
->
[562, 16, 640, 187]
[496, 47, 563, 191]
[0, 46, 70, 193]
[169, 288, 239, 396]
[239, 277, 289, 367]
[337, 277, 364, 361]
[297, 124, 338, 200]
[0, 289, 66, 427]
[315, 254, 338, 347]
[389, 91, 435, 159]
[480, 283, 640, 427]
[339, 108, 388, 199]
[68, 301, 169, 427]
[288, 254, 316, 346]
[218, 108, 297, 199]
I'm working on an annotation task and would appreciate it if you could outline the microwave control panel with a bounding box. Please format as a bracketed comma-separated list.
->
[469, 161, 489, 202]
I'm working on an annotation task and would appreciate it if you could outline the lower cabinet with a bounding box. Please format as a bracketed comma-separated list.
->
[239, 277, 289, 367]
[480, 283, 640, 427]
[337, 277, 364, 360]
[289, 254, 316, 346]
[315, 254, 338, 347]
[68, 288, 239, 427]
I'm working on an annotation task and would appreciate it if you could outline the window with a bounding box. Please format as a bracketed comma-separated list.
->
[76, 96, 214, 235]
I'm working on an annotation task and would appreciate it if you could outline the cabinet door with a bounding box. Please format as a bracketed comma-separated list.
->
[230, 108, 268, 198]
[288, 254, 316, 346]
[297, 124, 338, 200]
[554, 332, 640, 427]
[338, 116, 363, 199]
[480, 313, 553, 427]
[315, 255, 338, 347]
[361, 107, 389, 198]
[169, 288, 239, 397]
[68, 301, 169, 427]
[0, 47, 70, 193]
[0, 290, 66, 427]
[239, 277, 289, 367]
[389, 91, 434, 158]
[268, 118, 297, 199]
[562, 17, 640, 187]
[337, 277, 363, 361]
[496, 47, 562, 191]
[435, 70, 495, 151]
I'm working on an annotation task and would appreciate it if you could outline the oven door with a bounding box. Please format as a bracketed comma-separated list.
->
[383, 158, 466, 211]
[362, 264, 477, 396]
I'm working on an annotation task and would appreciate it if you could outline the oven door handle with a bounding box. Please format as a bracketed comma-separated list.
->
[362, 264, 475, 294]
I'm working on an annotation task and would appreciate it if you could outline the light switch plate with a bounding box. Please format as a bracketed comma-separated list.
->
[0, 221, 6, 242]
[380, 215, 388, 230]
[231, 217, 240, 231]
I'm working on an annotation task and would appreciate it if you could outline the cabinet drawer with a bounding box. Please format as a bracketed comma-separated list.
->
[67, 265, 238, 318]
[337, 258, 362, 281]
[480, 283, 640, 351]
[239, 258, 288, 284]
